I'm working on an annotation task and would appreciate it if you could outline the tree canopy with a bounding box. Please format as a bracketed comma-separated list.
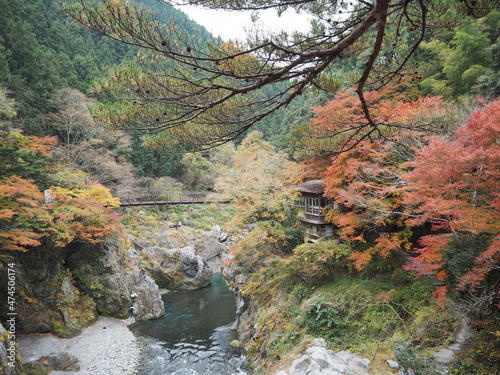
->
[62, 0, 500, 152]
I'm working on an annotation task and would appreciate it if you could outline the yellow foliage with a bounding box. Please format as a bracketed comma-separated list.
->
[217, 41, 260, 75]
[50, 183, 121, 207]
[77, 184, 121, 208]
[50, 186, 79, 198]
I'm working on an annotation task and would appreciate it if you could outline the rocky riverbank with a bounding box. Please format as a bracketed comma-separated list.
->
[274, 339, 372, 375]
[17, 317, 140, 375]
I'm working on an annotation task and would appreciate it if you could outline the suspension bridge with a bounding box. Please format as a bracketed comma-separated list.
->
[118, 192, 229, 207]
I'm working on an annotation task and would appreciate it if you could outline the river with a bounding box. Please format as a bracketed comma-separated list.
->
[129, 273, 249, 375]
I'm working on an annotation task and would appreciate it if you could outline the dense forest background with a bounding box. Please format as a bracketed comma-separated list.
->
[1, 0, 499, 374]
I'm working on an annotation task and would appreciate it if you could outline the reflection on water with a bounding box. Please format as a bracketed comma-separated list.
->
[129, 274, 248, 375]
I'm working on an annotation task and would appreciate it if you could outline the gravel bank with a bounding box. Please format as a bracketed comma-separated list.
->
[17, 316, 140, 375]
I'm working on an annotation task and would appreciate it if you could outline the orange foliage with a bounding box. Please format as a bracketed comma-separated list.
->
[40, 184, 122, 247]
[298, 89, 451, 166]
[322, 137, 415, 266]
[404, 234, 451, 275]
[432, 285, 449, 307]
[0, 176, 45, 251]
[300, 90, 498, 296]
[315, 97, 452, 272]
[24, 135, 58, 157]
[458, 239, 500, 290]
[0, 177, 122, 251]
[403, 98, 500, 289]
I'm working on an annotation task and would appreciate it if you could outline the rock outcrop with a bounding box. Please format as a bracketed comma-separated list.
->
[141, 245, 212, 290]
[1, 212, 230, 339]
[275, 339, 372, 375]
[2, 236, 164, 338]
[66, 240, 165, 321]
[133, 224, 227, 272]
[0, 323, 14, 375]
[8, 248, 99, 337]
[130, 224, 231, 290]
[22, 352, 80, 373]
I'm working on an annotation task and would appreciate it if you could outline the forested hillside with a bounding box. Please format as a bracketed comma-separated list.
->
[1, 0, 499, 374]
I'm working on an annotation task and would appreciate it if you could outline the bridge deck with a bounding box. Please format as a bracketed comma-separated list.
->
[119, 199, 227, 207]
[118, 193, 229, 207]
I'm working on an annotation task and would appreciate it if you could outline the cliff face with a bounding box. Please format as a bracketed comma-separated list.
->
[0, 220, 232, 338]
[65, 239, 165, 321]
[7, 246, 99, 338]
[1, 236, 165, 338]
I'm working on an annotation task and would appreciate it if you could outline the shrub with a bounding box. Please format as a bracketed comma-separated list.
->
[276, 239, 352, 287]
[394, 341, 440, 375]
[410, 305, 456, 347]
[450, 321, 500, 375]
[305, 297, 350, 342]
[445, 233, 491, 286]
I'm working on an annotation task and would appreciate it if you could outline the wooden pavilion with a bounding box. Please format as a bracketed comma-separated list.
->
[292, 179, 336, 242]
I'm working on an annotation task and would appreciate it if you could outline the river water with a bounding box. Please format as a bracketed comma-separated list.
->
[129, 274, 248, 375]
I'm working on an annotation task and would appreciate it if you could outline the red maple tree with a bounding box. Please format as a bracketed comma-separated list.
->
[402, 99, 500, 291]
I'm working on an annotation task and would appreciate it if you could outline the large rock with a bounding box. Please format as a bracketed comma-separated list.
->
[2, 249, 98, 337]
[23, 352, 80, 372]
[142, 246, 212, 289]
[276, 340, 371, 375]
[289, 355, 323, 375]
[136, 225, 226, 272]
[0, 324, 14, 375]
[66, 240, 165, 321]
[0, 234, 165, 338]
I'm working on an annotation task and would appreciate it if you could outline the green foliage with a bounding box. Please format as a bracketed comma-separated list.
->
[21, 362, 49, 375]
[0, 0, 138, 123]
[275, 239, 352, 288]
[450, 322, 500, 375]
[445, 233, 492, 287]
[418, 12, 499, 98]
[0, 90, 16, 123]
[182, 204, 237, 231]
[410, 305, 457, 347]
[48, 169, 88, 190]
[394, 341, 440, 375]
[127, 134, 183, 178]
[305, 298, 349, 342]
[290, 283, 314, 301]
[177, 145, 235, 191]
[246, 262, 457, 373]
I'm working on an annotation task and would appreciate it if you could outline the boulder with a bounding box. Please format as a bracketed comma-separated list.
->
[39, 352, 80, 371]
[305, 347, 352, 374]
[142, 246, 212, 290]
[387, 360, 400, 369]
[21, 352, 80, 374]
[276, 340, 372, 375]
[139, 225, 226, 272]
[289, 354, 322, 375]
